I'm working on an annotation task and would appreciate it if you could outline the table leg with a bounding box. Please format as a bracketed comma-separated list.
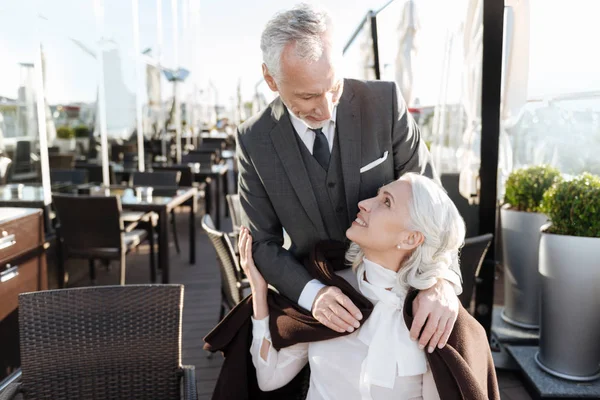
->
[189, 194, 196, 264]
[158, 209, 170, 283]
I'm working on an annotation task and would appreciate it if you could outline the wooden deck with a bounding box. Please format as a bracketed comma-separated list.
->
[63, 209, 531, 400]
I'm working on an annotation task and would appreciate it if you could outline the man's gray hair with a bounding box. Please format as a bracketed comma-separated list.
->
[346, 173, 466, 291]
[260, 3, 334, 81]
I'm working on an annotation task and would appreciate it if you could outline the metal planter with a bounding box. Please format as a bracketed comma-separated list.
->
[536, 225, 600, 381]
[501, 206, 547, 329]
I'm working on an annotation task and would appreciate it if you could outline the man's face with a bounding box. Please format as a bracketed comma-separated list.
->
[263, 39, 344, 130]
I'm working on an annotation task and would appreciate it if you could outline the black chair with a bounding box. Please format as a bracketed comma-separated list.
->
[132, 170, 181, 187]
[52, 194, 155, 285]
[13, 140, 33, 173]
[111, 143, 137, 163]
[131, 171, 182, 255]
[152, 165, 194, 187]
[458, 233, 494, 310]
[182, 151, 217, 167]
[9, 140, 38, 182]
[75, 164, 117, 184]
[202, 214, 248, 320]
[0, 285, 196, 400]
[49, 154, 75, 169]
[50, 169, 88, 185]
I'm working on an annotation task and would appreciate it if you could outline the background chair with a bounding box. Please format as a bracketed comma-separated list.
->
[458, 233, 494, 310]
[0, 285, 196, 400]
[50, 169, 88, 185]
[52, 194, 155, 285]
[152, 165, 195, 187]
[132, 170, 181, 188]
[75, 164, 117, 184]
[49, 154, 75, 170]
[202, 214, 248, 320]
[182, 151, 217, 167]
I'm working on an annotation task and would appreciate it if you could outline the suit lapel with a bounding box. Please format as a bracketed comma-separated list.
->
[269, 99, 327, 236]
[336, 81, 361, 224]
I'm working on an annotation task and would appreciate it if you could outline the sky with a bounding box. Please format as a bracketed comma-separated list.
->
[1, 0, 600, 109]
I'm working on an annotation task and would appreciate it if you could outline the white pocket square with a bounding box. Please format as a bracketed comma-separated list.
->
[360, 151, 388, 173]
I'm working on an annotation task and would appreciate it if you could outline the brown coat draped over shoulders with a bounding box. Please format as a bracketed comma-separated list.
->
[204, 241, 500, 400]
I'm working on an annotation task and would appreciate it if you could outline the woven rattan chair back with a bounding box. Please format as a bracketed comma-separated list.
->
[18, 285, 184, 399]
[52, 194, 124, 256]
[458, 233, 494, 309]
[201, 214, 243, 308]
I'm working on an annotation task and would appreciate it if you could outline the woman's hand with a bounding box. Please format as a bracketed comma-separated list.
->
[239, 227, 268, 297]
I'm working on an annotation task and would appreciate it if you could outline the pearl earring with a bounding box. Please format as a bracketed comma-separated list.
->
[397, 245, 402, 249]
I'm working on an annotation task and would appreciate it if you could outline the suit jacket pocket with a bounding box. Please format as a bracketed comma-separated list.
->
[360, 151, 388, 173]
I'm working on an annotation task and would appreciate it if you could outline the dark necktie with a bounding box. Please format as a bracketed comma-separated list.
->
[311, 128, 330, 170]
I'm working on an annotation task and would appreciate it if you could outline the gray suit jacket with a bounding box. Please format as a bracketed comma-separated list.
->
[237, 79, 438, 302]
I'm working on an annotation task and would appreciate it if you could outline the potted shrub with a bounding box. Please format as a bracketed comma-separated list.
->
[535, 173, 600, 381]
[501, 165, 561, 328]
[54, 126, 75, 153]
[74, 125, 91, 153]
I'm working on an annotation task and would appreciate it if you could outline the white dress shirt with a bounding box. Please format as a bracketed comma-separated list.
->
[250, 259, 442, 399]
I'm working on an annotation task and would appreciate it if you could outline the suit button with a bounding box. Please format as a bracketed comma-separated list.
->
[336, 206, 344, 213]
[328, 182, 336, 188]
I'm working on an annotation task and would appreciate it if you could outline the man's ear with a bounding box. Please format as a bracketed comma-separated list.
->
[262, 64, 278, 92]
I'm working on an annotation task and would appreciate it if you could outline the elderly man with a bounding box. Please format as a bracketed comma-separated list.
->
[237, 3, 462, 352]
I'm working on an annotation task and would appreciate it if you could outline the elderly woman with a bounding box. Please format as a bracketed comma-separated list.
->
[234, 173, 498, 399]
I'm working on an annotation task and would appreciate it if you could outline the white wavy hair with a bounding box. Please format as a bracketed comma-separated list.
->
[260, 3, 339, 81]
[345, 173, 466, 290]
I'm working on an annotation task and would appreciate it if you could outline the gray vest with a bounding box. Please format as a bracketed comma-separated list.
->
[296, 127, 349, 241]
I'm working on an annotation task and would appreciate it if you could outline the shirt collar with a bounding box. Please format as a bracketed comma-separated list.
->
[286, 105, 337, 135]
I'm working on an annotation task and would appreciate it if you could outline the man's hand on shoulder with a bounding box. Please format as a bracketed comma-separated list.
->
[410, 279, 459, 353]
[312, 286, 363, 333]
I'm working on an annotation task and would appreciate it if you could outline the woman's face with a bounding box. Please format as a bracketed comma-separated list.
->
[346, 180, 415, 253]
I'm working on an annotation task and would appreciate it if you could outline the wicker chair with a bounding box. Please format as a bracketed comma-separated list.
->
[201, 214, 248, 320]
[458, 233, 494, 310]
[0, 285, 197, 400]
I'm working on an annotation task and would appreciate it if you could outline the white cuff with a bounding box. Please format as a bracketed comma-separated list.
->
[439, 269, 463, 296]
[251, 315, 271, 340]
[297, 279, 327, 311]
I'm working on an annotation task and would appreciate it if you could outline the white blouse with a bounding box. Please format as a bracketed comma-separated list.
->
[250, 259, 442, 400]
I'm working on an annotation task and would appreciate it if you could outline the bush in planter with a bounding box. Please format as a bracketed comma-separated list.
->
[56, 126, 75, 139]
[74, 125, 90, 139]
[503, 165, 562, 212]
[541, 172, 600, 237]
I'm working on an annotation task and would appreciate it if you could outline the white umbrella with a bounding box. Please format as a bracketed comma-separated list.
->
[396, 0, 420, 105]
[458, 0, 530, 202]
[458, 0, 483, 203]
[498, 0, 530, 196]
